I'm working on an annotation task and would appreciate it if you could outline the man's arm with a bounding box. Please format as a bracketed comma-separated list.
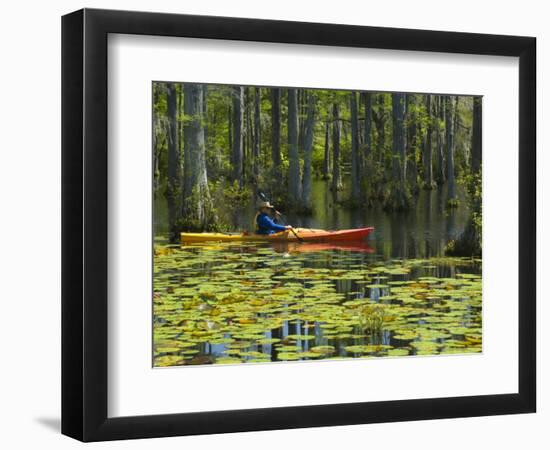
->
[260, 215, 287, 232]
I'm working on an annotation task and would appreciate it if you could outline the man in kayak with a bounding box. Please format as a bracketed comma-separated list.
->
[255, 201, 293, 235]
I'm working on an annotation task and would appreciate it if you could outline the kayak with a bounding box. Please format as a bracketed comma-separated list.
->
[181, 227, 374, 243]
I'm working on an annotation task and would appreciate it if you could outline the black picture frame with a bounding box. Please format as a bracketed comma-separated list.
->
[62, 8, 536, 442]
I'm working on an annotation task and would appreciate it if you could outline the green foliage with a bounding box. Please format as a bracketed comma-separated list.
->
[222, 180, 253, 209]
[446, 198, 460, 209]
[446, 170, 482, 256]
[357, 305, 387, 333]
[464, 171, 482, 220]
[177, 185, 217, 233]
[383, 177, 412, 212]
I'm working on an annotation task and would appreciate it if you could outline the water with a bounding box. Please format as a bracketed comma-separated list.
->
[154, 180, 470, 260]
[153, 182, 481, 367]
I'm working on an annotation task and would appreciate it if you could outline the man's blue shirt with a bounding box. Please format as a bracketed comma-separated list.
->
[256, 213, 286, 235]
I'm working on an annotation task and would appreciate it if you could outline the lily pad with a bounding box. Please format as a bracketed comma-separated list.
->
[310, 345, 336, 355]
[154, 243, 482, 366]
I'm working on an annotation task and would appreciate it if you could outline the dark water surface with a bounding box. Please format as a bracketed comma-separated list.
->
[153, 181, 481, 367]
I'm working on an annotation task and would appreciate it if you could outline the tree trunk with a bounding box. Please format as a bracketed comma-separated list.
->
[350, 92, 361, 204]
[228, 104, 232, 160]
[449, 96, 482, 256]
[182, 84, 213, 229]
[152, 83, 163, 197]
[271, 88, 281, 178]
[288, 88, 302, 205]
[246, 88, 254, 183]
[364, 92, 373, 160]
[423, 94, 434, 188]
[298, 90, 306, 153]
[446, 96, 457, 204]
[472, 96, 482, 173]
[323, 120, 331, 179]
[181, 85, 190, 201]
[376, 94, 386, 165]
[435, 96, 446, 185]
[361, 92, 373, 201]
[180, 84, 189, 190]
[231, 86, 244, 188]
[165, 83, 181, 242]
[394, 93, 407, 187]
[453, 96, 460, 174]
[252, 87, 261, 183]
[243, 89, 248, 178]
[302, 93, 315, 210]
[385, 93, 409, 211]
[331, 103, 342, 193]
[202, 85, 208, 144]
[405, 94, 417, 194]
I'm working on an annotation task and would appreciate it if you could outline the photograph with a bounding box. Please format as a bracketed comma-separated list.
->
[0, 0, 541, 445]
[152, 82, 482, 367]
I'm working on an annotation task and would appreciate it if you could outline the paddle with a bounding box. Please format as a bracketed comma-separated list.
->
[287, 227, 304, 242]
[257, 191, 304, 242]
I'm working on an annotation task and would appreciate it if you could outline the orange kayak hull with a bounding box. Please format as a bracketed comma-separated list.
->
[181, 227, 374, 243]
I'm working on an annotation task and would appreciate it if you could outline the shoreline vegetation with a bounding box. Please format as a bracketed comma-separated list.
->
[153, 82, 482, 256]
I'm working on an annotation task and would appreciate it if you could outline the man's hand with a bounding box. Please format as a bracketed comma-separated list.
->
[285, 225, 292, 230]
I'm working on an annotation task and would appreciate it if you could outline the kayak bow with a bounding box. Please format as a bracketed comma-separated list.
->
[181, 227, 374, 244]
